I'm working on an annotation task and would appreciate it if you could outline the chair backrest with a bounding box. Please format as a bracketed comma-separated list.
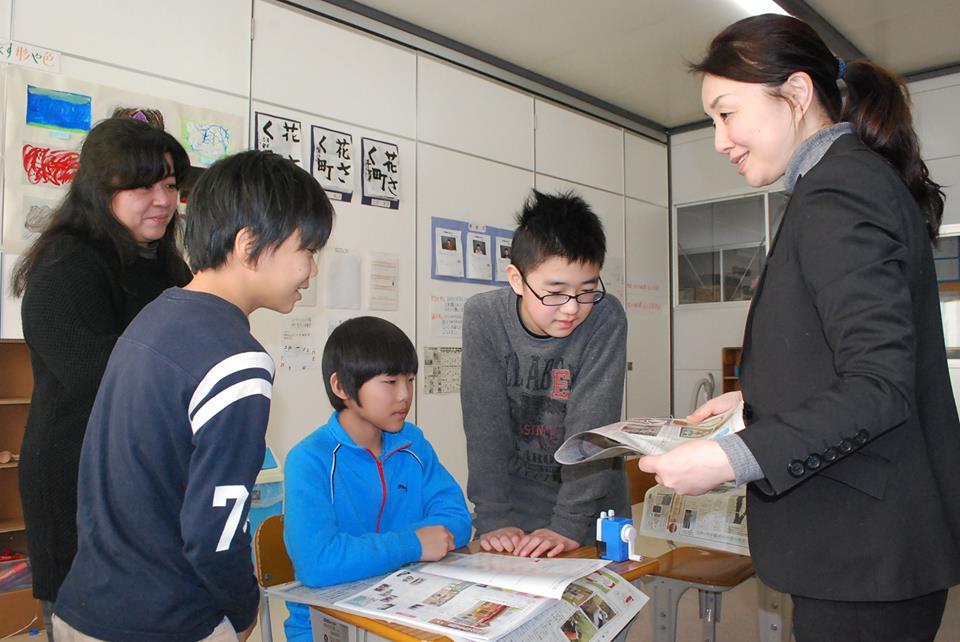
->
[625, 458, 658, 506]
[254, 514, 295, 588]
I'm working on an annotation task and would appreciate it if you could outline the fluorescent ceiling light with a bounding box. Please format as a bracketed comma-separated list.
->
[731, 0, 791, 16]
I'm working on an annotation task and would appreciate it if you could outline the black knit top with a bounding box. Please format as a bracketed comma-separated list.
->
[18, 233, 189, 601]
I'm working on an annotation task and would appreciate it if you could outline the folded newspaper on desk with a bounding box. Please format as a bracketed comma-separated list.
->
[554, 400, 745, 465]
[268, 552, 649, 641]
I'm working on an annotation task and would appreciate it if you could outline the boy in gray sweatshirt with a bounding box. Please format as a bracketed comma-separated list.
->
[460, 190, 628, 558]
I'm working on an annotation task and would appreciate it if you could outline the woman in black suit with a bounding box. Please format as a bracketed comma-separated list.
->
[638, 14, 960, 641]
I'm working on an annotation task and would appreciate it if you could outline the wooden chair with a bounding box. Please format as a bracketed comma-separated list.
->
[626, 462, 759, 642]
[253, 514, 295, 642]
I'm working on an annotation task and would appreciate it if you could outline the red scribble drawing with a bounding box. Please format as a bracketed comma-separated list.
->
[22, 143, 79, 186]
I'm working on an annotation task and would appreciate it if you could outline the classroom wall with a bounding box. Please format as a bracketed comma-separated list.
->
[0, 0, 671, 496]
[669, 70, 960, 416]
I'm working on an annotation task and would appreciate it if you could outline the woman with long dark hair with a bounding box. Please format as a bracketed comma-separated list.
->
[13, 117, 191, 638]
[638, 14, 960, 641]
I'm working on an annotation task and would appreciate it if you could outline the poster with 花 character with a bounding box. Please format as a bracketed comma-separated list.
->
[255, 111, 303, 167]
[311, 125, 353, 202]
[361, 136, 400, 209]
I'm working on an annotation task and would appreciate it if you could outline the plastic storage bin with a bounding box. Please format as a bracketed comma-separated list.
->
[0, 558, 32, 593]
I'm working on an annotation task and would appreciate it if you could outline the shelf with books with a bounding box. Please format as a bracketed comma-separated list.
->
[722, 347, 742, 393]
[0, 340, 39, 637]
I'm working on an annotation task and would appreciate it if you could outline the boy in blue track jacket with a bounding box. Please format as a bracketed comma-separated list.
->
[284, 316, 472, 642]
[54, 151, 334, 642]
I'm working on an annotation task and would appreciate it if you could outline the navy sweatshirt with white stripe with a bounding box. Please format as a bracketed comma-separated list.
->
[55, 289, 271, 642]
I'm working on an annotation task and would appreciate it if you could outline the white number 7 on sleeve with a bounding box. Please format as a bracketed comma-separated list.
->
[213, 485, 249, 552]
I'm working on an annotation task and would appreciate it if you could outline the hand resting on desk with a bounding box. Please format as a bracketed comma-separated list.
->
[479, 526, 578, 558]
[417, 524, 456, 561]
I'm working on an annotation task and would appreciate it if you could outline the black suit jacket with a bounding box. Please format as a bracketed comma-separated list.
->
[738, 134, 960, 601]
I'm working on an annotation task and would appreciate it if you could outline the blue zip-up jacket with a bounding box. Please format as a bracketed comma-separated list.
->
[283, 411, 472, 642]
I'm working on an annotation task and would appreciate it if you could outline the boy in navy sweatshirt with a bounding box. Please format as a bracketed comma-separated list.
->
[284, 316, 472, 642]
[54, 151, 334, 642]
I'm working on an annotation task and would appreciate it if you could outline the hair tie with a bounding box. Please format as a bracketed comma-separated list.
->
[836, 56, 847, 80]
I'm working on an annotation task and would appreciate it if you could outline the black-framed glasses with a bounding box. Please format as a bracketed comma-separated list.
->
[520, 273, 606, 306]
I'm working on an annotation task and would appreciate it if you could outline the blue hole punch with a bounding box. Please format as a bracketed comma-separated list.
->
[596, 510, 643, 562]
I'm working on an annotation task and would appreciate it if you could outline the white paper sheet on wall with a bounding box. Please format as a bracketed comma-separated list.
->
[422, 346, 462, 394]
[255, 111, 304, 167]
[434, 227, 464, 278]
[1, 253, 24, 339]
[495, 236, 512, 282]
[465, 231, 492, 280]
[429, 293, 467, 338]
[325, 248, 362, 310]
[368, 252, 399, 311]
[361, 137, 400, 208]
[279, 316, 319, 372]
[310, 125, 354, 202]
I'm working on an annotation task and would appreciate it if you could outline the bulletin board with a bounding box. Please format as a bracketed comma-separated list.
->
[430, 216, 513, 286]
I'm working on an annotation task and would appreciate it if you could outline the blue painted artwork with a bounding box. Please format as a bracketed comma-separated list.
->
[26, 85, 92, 133]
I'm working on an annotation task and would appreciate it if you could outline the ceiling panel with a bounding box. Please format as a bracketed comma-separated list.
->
[342, 0, 960, 130]
[808, 0, 960, 74]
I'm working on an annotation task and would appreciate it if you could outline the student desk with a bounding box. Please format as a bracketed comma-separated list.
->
[307, 543, 660, 642]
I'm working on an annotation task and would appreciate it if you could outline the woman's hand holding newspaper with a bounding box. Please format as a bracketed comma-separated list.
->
[637, 391, 743, 496]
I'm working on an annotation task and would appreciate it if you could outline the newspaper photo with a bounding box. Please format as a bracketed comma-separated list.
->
[638, 483, 749, 555]
[555, 400, 745, 465]
[496, 567, 648, 642]
[268, 553, 649, 641]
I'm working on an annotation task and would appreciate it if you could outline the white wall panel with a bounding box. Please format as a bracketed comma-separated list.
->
[535, 100, 623, 194]
[252, 0, 416, 138]
[625, 132, 668, 206]
[929, 156, 960, 228]
[913, 78, 960, 161]
[624, 198, 670, 417]
[14, 0, 251, 95]
[418, 56, 534, 169]
[673, 304, 748, 371]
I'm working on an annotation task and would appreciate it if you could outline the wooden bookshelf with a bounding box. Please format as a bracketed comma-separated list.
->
[0, 340, 40, 636]
[722, 347, 742, 393]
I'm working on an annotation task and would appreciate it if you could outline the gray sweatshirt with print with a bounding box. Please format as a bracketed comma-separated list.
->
[460, 287, 629, 545]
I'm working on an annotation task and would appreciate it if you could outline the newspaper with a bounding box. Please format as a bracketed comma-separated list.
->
[638, 483, 749, 555]
[268, 553, 648, 641]
[494, 567, 648, 642]
[555, 400, 745, 464]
